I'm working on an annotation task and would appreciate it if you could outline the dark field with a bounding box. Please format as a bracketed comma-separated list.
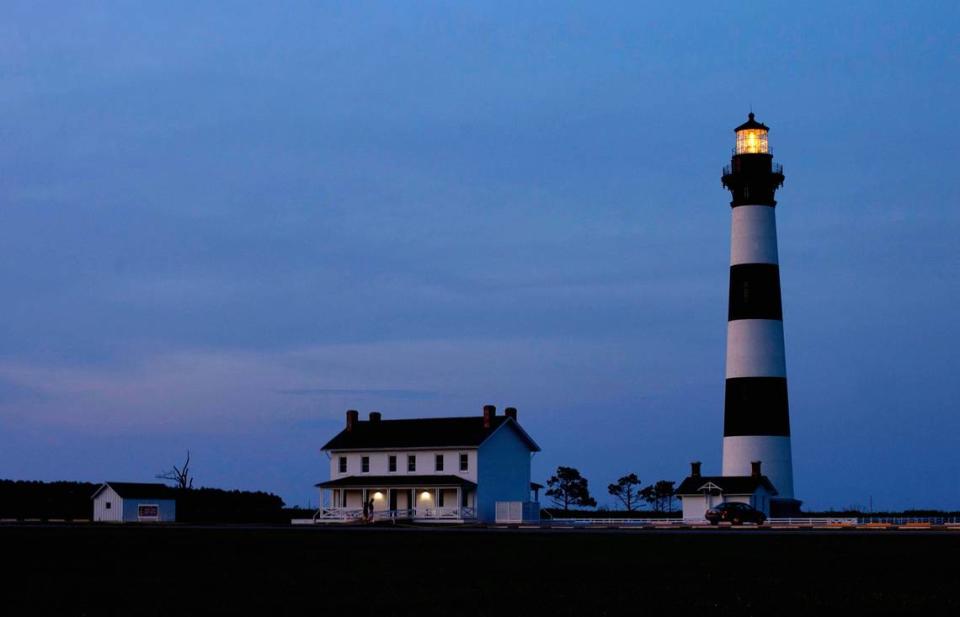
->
[4, 525, 959, 616]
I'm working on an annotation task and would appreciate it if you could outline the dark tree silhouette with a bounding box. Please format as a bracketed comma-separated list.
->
[157, 451, 194, 489]
[641, 480, 677, 512]
[545, 466, 597, 510]
[608, 473, 643, 511]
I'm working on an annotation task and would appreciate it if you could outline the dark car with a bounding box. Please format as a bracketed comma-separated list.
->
[705, 502, 766, 526]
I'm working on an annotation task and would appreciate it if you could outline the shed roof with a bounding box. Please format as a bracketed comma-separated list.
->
[91, 482, 179, 500]
[321, 415, 540, 452]
[675, 475, 778, 496]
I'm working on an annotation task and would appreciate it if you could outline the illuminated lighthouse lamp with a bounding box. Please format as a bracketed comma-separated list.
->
[735, 113, 769, 154]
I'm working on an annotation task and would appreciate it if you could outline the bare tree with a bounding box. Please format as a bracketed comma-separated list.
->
[157, 451, 194, 489]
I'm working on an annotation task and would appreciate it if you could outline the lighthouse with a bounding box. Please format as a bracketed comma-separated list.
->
[720, 113, 800, 515]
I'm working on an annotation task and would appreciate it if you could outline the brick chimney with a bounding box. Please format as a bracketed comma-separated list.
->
[369, 411, 381, 423]
[751, 461, 762, 478]
[691, 461, 702, 478]
[482, 404, 496, 429]
[504, 407, 517, 422]
[346, 409, 359, 432]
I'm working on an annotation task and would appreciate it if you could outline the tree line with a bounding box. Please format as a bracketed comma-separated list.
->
[0, 479, 290, 523]
[544, 466, 677, 513]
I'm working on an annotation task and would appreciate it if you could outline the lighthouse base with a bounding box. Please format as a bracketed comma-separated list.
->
[770, 497, 803, 517]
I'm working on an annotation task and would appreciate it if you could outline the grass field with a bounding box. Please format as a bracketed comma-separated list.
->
[4, 525, 958, 616]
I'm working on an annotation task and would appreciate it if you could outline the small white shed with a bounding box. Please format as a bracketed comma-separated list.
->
[92, 482, 177, 523]
[675, 462, 778, 521]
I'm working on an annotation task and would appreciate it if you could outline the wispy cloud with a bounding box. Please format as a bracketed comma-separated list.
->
[0, 336, 703, 434]
[276, 388, 439, 400]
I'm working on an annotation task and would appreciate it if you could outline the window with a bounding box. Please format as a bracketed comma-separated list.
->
[435, 454, 444, 472]
[138, 504, 159, 520]
[361, 456, 369, 473]
[459, 453, 468, 472]
[388, 455, 397, 472]
[105, 502, 112, 510]
[407, 455, 416, 472]
[338, 456, 347, 473]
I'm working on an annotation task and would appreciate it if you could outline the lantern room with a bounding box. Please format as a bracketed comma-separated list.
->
[734, 112, 769, 155]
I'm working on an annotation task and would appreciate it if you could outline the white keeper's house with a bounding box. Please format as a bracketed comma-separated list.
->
[314, 405, 541, 523]
[675, 461, 778, 520]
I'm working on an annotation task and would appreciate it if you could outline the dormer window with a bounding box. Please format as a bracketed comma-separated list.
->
[361, 456, 369, 473]
[435, 454, 444, 472]
[338, 456, 347, 473]
[388, 455, 397, 472]
[460, 453, 468, 472]
[407, 455, 416, 472]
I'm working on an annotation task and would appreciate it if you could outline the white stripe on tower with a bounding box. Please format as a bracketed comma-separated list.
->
[720, 113, 797, 508]
[725, 207, 785, 379]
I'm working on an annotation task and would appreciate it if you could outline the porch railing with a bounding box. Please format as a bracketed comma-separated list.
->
[313, 507, 364, 522]
[418, 507, 476, 520]
[312, 507, 477, 523]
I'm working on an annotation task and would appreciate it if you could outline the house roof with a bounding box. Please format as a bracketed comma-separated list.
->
[675, 475, 778, 496]
[316, 475, 478, 489]
[91, 482, 179, 500]
[321, 415, 541, 452]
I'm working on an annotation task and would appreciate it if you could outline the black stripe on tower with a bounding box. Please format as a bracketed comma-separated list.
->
[728, 263, 783, 321]
[724, 377, 791, 436]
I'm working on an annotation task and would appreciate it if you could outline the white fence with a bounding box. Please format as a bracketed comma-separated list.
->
[767, 517, 857, 526]
[541, 518, 691, 527]
[540, 517, 960, 527]
[857, 517, 960, 525]
[542, 517, 857, 527]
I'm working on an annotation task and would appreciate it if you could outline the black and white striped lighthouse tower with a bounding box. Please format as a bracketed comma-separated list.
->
[720, 113, 800, 514]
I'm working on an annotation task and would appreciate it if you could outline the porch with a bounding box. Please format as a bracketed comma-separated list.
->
[313, 475, 478, 524]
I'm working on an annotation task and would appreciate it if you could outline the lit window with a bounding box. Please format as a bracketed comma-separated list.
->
[459, 453, 468, 472]
[407, 455, 416, 472]
[435, 454, 444, 472]
[338, 456, 347, 473]
[361, 456, 369, 473]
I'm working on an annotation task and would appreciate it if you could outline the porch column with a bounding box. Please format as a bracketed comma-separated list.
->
[435, 488, 440, 517]
[456, 486, 461, 518]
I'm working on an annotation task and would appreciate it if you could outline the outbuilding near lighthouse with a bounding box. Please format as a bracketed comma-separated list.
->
[676, 461, 778, 520]
[91, 482, 177, 523]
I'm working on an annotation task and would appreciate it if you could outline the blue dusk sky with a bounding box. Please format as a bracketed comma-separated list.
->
[1, 2, 958, 510]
